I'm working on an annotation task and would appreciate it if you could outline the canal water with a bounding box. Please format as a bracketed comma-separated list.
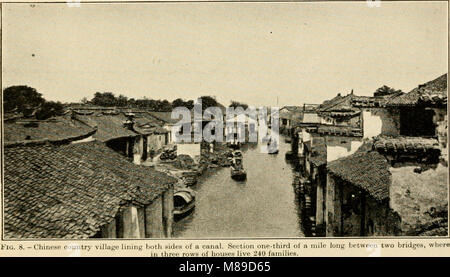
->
[173, 139, 305, 238]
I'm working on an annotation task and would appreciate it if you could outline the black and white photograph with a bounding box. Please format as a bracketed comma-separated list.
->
[1, 1, 448, 241]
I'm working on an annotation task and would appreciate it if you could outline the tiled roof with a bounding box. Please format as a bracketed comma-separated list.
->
[327, 150, 391, 201]
[386, 74, 447, 107]
[74, 112, 138, 142]
[373, 136, 440, 154]
[318, 94, 360, 116]
[351, 95, 399, 108]
[133, 117, 168, 135]
[147, 111, 179, 124]
[3, 141, 176, 239]
[302, 113, 321, 124]
[307, 125, 363, 137]
[3, 115, 96, 144]
[281, 106, 303, 113]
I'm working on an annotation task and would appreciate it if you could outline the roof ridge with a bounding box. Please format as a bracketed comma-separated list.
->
[320, 93, 355, 112]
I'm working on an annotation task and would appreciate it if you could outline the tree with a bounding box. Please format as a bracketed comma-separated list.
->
[3, 85, 45, 113]
[80, 97, 89, 104]
[374, 85, 403, 97]
[35, 101, 65, 120]
[91, 92, 117, 106]
[117, 95, 129, 107]
[2, 86, 65, 120]
[229, 100, 249, 110]
[172, 98, 194, 110]
[172, 98, 185, 109]
[199, 96, 220, 110]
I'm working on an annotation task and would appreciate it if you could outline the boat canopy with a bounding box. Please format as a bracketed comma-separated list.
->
[174, 191, 194, 203]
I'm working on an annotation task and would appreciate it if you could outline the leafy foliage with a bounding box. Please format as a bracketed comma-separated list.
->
[3, 86, 45, 112]
[84, 92, 221, 112]
[374, 85, 403, 97]
[35, 101, 65, 120]
[229, 100, 249, 110]
[3, 86, 65, 120]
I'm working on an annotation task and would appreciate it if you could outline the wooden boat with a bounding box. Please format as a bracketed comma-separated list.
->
[232, 150, 243, 158]
[231, 168, 247, 181]
[182, 171, 198, 186]
[173, 188, 196, 218]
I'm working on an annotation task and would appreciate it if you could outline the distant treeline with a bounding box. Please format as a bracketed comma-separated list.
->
[2, 85, 250, 119]
[83, 92, 227, 112]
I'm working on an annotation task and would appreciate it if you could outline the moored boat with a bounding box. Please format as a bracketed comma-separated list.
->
[231, 168, 247, 181]
[173, 188, 196, 219]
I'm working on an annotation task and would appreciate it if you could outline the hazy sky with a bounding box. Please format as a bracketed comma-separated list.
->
[2, 2, 447, 107]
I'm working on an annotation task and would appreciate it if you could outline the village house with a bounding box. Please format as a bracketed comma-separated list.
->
[130, 111, 171, 161]
[279, 106, 303, 136]
[70, 107, 173, 165]
[296, 130, 364, 235]
[3, 119, 176, 239]
[146, 110, 204, 160]
[316, 92, 362, 127]
[325, 137, 447, 237]
[72, 108, 143, 164]
[312, 74, 448, 237]
[384, 73, 448, 152]
[147, 111, 181, 144]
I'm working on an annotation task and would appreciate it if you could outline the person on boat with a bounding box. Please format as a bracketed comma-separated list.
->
[231, 157, 243, 170]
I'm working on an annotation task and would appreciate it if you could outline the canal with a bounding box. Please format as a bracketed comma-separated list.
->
[173, 139, 305, 238]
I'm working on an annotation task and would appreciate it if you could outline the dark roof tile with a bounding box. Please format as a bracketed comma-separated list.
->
[3, 115, 95, 143]
[4, 141, 176, 239]
[386, 74, 447, 107]
[327, 150, 391, 201]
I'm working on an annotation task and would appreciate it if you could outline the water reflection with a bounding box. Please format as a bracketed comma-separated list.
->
[173, 140, 304, 238]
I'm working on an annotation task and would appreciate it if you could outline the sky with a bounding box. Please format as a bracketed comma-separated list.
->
[2, 2, 448, 107]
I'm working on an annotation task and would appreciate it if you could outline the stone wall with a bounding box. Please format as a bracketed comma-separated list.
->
[325, 174, 342, 236]
[364, 197, 401, 236]
[341, 184, 363, 236]
[389, 163, 448, 235]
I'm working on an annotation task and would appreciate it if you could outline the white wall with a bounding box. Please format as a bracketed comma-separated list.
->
[302, 129, 312, 142]
[177, 143, 201, 160]
[303, 113, 321, 124]
[327, 140, 363, 162]
[363, 110, 383, 139]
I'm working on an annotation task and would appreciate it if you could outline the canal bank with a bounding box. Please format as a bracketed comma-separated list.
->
[173, 140, 305, 238]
